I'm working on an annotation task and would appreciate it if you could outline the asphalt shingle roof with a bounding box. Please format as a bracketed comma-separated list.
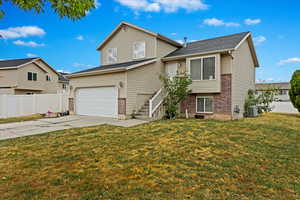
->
[165, 32, 250, 58]
[72, 58, 156, 74]
[58, 73, 69, 82]
[0, 58, 38, 69]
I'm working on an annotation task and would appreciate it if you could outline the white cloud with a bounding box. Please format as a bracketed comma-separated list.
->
[245, 18, 261, 25]
[278, 57, 300, 66]
[73, 63, 95, 68]
[171, 33, 177, 36]
[26, 53, 37, 57]
[13, 40, 45, 47]
[114, 0, 208, 13]
[94, 0, 101, 8]
[203, 18, 240, 27]
[0, 26, 45, 39]
[57, 69, 71, 74]
[145, 3, 160, 12]
[76, 35, 84, 40]
[253, 36, 266, 45]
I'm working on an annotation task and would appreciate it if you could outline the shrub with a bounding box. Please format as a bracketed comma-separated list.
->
[160, 73, 192, 119]
[289, 70, 300, 112]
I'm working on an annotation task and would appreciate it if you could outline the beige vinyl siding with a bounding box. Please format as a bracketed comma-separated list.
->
[126, 62, 163, 115]
[0, 88, 15, 94]
[16, 63, 59, 94]
[221, 54, 232, 74]
[34, 60, 60, 94]
[69, 72, 126, 99]
[100, 26, 156, 65]
[232, 39, 256, 119]
[156, 38, 178, 58]
[0, 69, 18, 87]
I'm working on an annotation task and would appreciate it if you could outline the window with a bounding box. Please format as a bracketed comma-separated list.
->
[133, 41, 146, 59]
[62, 84, 67, 89]
[166, 63, 178, 78]
[196, 97, 213, 113]
[28, 72, 37, 81]
[46, 75, 51, 81]
[189, 56, 216, 80]
[107, 48, 117, 64]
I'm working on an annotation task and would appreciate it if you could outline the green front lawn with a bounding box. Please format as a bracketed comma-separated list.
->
[0, 113, 299, 199]
[0, 114, 43, 124]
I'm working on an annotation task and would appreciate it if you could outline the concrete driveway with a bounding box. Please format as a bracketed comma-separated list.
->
[0, 115, 148, 141]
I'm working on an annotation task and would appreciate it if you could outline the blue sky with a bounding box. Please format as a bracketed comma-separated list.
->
[1, 0, 299, 82]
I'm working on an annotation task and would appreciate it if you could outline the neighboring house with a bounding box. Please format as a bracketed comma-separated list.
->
[256, 82, 291, 102]
[0, 57, 68, 95]
[58, 72, 70, 93]
[67, 21, 259, 120]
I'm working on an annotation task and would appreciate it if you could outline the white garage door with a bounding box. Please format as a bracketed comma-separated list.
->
[76, 87, 118, 118]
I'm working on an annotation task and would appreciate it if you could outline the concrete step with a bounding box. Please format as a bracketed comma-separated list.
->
[137, 112, 149, 116]
[135, 115, 152, 121]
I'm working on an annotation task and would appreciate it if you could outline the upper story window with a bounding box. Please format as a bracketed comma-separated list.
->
[107, 48, 117, 64]
[28, 72, 37, 81]
[133, 41, 146, 59]
[190, 56, 216, 81]
[46, 75, 51, 81]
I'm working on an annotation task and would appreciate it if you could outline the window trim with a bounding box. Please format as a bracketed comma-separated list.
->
[196, 96, 214, 114]
[28, 72, 37, 81]
[107, 47, 118, 64]
[46, 74, 51, 81]
[187, 55, 217, 81]
[132, 41, 146, 60]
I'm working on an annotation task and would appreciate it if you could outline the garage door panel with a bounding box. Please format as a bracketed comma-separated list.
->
[76, 87, 118, 118]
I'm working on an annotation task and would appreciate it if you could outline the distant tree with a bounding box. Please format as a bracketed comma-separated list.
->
[289, 70, 300, 112]
[160, 73, 192, 119]
[0, 0, 96, 20]
[258, 87, 279, 113]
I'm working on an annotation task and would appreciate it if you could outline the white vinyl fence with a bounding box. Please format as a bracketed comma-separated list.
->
[0, 93, 69, 118]
[271, 102, 298, 114]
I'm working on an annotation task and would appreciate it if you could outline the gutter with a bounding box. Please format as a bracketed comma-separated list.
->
[162, 49, 234, 62]
[67, 59, 158, 78]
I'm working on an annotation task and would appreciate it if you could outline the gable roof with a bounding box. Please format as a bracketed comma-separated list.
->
[96, 21, 182, 50]
[163, 32, 259, 67]
[0, 57, 60, 75]
[0, 57, 38, 69]
[68, 58, 156, 78]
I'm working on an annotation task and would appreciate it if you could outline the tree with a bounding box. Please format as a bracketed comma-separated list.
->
[0, 0, 96, 20]
[289, 70, 300, 112]
[257, 87, 279, 113]
[160, 73, 192, 119]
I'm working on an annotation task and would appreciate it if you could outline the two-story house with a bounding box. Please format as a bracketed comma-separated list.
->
[67, 21, 259, 120]
[0, 57, 69, 95]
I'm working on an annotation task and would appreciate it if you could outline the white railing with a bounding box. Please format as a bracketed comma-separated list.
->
[149, 88, 165, 118]
[0, 93, 69, 119]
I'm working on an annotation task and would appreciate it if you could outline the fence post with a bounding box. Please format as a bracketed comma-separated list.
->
[2, 95, 7, 118]
[19, 95, 23, 116]
[33, 94, 37, 114]
[59, 93, 63, 112]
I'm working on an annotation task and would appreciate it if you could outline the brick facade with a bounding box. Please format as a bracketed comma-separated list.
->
[118, 98, 126, 115]
[69, 98, 74, 112]
[180, 74, 232, 120]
